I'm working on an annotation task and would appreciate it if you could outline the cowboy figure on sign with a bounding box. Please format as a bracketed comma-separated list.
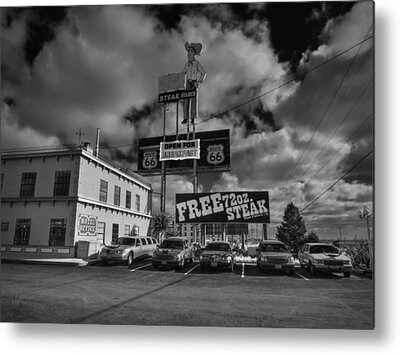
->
[182, 41, 207, 124]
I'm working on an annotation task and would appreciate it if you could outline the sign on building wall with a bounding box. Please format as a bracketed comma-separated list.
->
[78, 214, 98, 236]
[175, 191, 270, 224]
[138, 129, 230, 176]
[160, 139, 200, 161]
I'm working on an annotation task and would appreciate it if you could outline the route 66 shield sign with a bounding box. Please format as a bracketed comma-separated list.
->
[142, 151, 158, 169]
[206, 144, 225, 165]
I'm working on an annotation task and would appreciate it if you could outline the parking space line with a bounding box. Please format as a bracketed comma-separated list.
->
[129, 263, 152, 272]
[184, 264, 200, 275]
[295, 272, 309, 281]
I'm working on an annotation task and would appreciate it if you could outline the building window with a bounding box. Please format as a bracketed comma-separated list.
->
[48, 218, 67, 246]
[97, 222, 106, 243]
[112, 223, 119, 243]
[14, 219, 31, 245]
[114, 185, 121, 206]
[124, 224, 130, 236]
[133, 225, 139, 236]
[53, 170, 71, 196]
[99, 180, 108, 203]
[1, 222, 9, 231]
[125, 191, 131, 209]
[135, 194, 140, 211]
[20, 172, 37, 197]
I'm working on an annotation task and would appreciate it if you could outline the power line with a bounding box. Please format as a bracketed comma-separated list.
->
[299, 150, 373, 213]
[298, 78, 373, 182]
[286, 28, 372, 181]
[100, 35, 373, 151]
[312, 112, 372, 180]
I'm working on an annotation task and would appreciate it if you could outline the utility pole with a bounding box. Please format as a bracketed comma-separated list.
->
[337, 224, 345, 245]
[359, 206, 373, 269]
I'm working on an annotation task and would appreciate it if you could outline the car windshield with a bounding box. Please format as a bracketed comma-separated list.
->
[159, 240, 183, 250]
[310, 245, 339, 254]
[259, 244, 288, 252]
[114, 238, 135, 246]
[204, 243, 230, 252]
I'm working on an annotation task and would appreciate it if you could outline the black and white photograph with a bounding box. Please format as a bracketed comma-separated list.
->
[0, 0, 397, 353]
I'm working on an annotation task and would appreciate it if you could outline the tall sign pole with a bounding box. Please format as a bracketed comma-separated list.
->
[161, 104, 167, 214]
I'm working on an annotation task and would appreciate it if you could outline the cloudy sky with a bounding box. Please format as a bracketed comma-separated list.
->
[1, 1, 374, 240]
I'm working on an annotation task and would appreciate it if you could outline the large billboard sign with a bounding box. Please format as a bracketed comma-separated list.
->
[175, 191, 270, 224]
[137, 129, 230, 176]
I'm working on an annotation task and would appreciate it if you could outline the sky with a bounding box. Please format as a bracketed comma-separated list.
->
[0, 1, 374, 241]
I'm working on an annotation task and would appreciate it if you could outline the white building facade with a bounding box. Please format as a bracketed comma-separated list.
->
[1, 145, 152, 259]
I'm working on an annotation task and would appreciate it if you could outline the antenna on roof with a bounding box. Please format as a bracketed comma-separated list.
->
[76, 128, 85, 146]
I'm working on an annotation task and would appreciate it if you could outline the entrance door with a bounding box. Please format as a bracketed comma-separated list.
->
[49, 218, 67, 246]
[14, 219, 31, 245]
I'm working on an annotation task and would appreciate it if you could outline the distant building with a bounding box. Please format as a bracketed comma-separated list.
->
[1, 144, 152, 259]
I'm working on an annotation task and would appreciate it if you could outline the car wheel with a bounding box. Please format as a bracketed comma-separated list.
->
[152, 263, 158, 269]
[309, 262, 317, 275]
[343, 271, 351, 278]
[101, 259, 108, 266]
[230, 262, 234, 272]
[127, 252, 134, 267]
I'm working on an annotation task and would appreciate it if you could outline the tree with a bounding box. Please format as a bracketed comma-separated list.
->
[150, 211, 174, 242]
[276, 202, 307, 252]
[303, 231, 319, 244]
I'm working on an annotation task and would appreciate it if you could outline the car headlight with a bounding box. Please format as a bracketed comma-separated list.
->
[288, 256, 295, 263]
[174, 254, 181, 261]
[201, 255, 208, 260]
[313, 258, 324, 264]
[343, 260, 351, 265]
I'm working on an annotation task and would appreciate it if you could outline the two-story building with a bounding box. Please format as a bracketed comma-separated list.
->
[1, 143, 153, 259]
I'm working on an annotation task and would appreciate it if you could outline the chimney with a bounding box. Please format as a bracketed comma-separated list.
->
[95, 128, 100, 157]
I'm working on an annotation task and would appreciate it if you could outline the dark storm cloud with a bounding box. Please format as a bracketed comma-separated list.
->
[23, 7, 68, 65]
[241, 102, 281, 137]
[148, 2, 355, 72]
[260, 2, 355, 71]
[339, 141, 373, 185]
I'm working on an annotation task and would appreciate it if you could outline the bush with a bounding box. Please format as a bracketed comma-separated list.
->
[346, 241, 371, 268]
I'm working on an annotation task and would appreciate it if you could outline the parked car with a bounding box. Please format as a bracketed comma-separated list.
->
[256, 240, 295, 275]
[298, 243, 352, 277]
[152, 237, 193, 269]
[199, 241, 236, 272]
[99, 236, 158, 266]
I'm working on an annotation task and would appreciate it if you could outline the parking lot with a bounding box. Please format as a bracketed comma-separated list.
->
[1, 259, 374, 328]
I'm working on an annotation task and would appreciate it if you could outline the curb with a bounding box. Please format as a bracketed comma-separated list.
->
[1, 258, 88, 267]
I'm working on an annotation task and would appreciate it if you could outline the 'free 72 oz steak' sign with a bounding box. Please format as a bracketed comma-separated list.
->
[175, 191, 270, 224]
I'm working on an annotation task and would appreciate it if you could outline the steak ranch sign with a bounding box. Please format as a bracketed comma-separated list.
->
[175, 191, 270, 224]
